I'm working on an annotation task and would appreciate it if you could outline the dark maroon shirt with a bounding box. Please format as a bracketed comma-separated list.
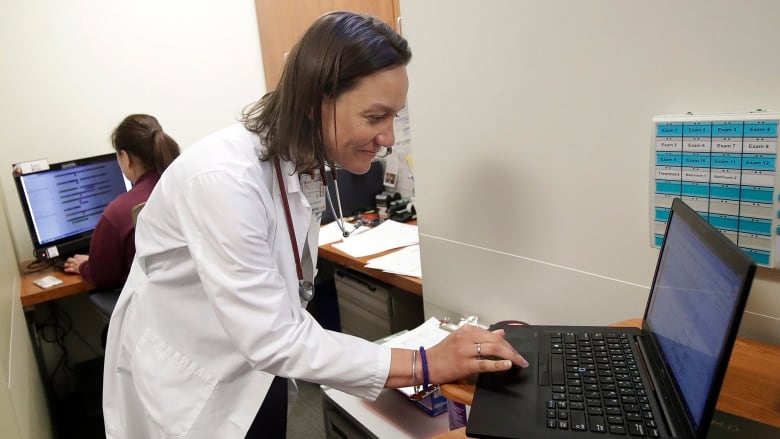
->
[79, 170, 160, 289]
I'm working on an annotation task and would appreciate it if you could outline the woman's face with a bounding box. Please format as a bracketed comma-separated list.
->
[321, 65, 408, 174]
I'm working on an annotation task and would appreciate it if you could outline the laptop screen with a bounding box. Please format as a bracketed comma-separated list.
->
[645, 206, 745, 432]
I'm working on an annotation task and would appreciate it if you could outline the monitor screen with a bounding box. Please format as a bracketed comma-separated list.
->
[13, 153, 130, 260]
[321, 161, 385, 224]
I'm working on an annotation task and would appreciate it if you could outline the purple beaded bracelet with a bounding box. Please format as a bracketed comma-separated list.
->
[419, 346, 430, 390]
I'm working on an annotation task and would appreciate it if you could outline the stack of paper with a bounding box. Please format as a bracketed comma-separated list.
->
[318, 220, 369, 246]
[366, 245, 422, 278]
[332, 220, 419, 257]
[380, 317, 450, 397]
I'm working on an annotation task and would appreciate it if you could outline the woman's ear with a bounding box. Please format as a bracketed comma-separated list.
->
[117, 150, 137, 181]
[117, 149, 129, 166]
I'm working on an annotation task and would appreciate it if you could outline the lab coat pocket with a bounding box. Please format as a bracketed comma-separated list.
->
[132, 328, 217, 438]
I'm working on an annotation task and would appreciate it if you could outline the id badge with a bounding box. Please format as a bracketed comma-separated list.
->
[300, 171, 326, 217]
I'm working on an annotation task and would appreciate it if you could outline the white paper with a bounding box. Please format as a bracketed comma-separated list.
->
[13, 159, 49, 175]
[366, 245, 422, 278]
[380, 317, 450, 397]
[318, 220, 369, 246]
[33, 275, 63, 289]
[390, 107, 415, 199]
[332, 220, 419, 257]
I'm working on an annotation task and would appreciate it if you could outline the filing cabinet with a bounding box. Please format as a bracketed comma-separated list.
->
[334, 268, 423, 341]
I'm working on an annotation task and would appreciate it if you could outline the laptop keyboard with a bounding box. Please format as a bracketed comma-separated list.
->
[543, 331, 660, 437]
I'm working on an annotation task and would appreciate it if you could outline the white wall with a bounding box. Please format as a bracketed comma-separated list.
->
[401, 0, 780, 345]
[0, 0, 266, 262]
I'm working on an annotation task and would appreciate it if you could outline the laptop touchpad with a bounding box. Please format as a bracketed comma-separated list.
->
[478, 352, 536, 388]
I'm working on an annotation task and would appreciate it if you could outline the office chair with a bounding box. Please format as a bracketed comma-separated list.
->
[89, 202, 145, 347]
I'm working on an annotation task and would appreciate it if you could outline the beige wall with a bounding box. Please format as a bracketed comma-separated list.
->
[402, 0, 780, 345]
[0, 187, 51, 438]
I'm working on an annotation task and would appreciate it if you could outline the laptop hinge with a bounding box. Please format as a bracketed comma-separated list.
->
[636, 336, 679, 438]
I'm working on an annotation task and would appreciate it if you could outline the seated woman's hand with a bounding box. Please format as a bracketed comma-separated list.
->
[424, 324, 529, 385]
[64, 254, 88, 274]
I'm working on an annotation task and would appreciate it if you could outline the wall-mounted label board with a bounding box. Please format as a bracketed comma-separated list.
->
[652, 112, 779, 268]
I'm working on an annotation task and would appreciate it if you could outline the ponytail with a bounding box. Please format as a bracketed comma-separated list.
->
[151, 129, 180, 173]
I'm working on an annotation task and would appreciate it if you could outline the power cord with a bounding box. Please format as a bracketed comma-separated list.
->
[23, 259, 56, 274]
[37, 302, 102, 397]
[40, 302, 75, 395]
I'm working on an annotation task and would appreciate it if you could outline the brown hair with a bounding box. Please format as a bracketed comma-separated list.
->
[111, 114, 180, 173]
[242, 11, 411, 172]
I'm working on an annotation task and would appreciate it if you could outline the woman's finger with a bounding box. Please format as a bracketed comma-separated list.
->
[472, 340, 530, 368]
[477, 358, 514, 372]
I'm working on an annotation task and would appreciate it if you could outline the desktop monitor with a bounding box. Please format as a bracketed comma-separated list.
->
[321, 160, 386, 224]
[12, 153, 131, 261]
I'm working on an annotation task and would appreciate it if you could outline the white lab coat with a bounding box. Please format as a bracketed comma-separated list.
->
[102, 124, 391, 438]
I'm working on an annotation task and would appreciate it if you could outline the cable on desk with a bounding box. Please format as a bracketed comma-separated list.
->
[23, 258, 69, 274]
[23, 259, 54, 274]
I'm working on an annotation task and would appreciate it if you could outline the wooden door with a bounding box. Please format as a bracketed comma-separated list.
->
[254, 0, 400, 90]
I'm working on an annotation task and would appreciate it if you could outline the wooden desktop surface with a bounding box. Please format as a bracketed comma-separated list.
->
[318, 221, 423, 296]
[19, 260, 93, 307]
[434, 318, 780, 438]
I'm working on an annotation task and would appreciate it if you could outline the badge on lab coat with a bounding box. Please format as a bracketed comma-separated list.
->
[300, 171, 326, 218]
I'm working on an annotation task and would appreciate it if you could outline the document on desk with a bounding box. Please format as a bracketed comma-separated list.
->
[366, 244, 422, 278]
[33, 275, 63, 289]
[380, 317, 450, 397]
[331, 220, 419, 257]
[318, 220, 370, 246]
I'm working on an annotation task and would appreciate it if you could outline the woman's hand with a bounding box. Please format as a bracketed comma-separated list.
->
[63, 254, 88, 274]
[425, 324, 529, 385]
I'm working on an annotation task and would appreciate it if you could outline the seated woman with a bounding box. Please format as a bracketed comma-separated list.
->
[64, 114, 180, 288]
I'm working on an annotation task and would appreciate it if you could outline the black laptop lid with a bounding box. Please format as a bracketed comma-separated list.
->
[642, 198, 755, 437]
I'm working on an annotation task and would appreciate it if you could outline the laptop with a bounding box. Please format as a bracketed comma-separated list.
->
[708, 410, 780, 439]
[466, 198, 756, 439]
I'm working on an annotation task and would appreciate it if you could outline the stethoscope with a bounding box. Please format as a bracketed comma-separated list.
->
[274, 158, 362, 302]
[274, 158, 315, 301]
[322, 167, 364, 239]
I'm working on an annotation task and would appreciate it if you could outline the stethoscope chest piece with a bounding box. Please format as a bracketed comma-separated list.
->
[299, 279, 315, 302]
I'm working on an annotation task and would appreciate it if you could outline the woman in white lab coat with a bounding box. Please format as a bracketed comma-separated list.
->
[102, 11, 528, 439]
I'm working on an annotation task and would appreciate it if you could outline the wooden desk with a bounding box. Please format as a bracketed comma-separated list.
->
[318, 230, 423, 296]
[434, 318, 780, 438]
[19, 260, 93, 307]
[18, 260, 95, 427]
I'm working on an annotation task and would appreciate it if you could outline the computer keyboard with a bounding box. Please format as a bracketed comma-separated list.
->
[542, 331, 660, 436]
[51, 258, 66, 271]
